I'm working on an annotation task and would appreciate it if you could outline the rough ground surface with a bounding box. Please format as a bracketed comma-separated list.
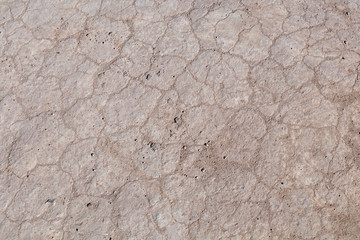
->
[1, 0, 360, 239]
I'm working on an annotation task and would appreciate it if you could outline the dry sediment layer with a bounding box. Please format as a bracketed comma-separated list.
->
[1, 0, 360, 239]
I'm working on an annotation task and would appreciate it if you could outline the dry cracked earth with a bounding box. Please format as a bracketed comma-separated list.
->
[1, 0, 360, 239]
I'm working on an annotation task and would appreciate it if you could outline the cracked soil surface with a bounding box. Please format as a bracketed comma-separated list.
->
[1, 0, 360, 239]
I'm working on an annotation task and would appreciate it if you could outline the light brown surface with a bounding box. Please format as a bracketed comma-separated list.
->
[1, 0, 360, 239]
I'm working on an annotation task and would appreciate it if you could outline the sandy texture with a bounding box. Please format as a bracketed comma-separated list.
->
[1, 0, 360, 239]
